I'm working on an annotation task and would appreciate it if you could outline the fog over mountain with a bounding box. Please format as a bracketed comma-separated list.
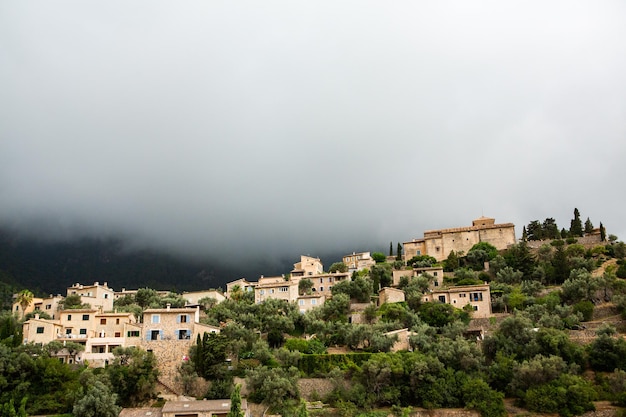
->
[2, 1, 626, 285]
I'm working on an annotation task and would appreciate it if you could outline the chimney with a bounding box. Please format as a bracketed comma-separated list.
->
[166, 303, 171, 311]
[35, 314, 40, 320]
[94, 282, 99, 286]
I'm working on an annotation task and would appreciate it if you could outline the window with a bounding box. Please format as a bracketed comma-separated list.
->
[434, 281, 439, 287]
[320, 286, 324, 292]
[279, 286, 288, 292]
[127, 330, 140, 337]
[459, 293, 466, 298]
[36, 327, 44, 334]
[417, 250, 421, 255]
[151, 314, 160, 324]
[433, 272, 438, 276]
[473, 306, 478, 311]
[104, 294, 108, 299]
[260, 290, 265, 295]
[46, 304, 52, 310]
[178, 329, 190, 340]
[438, 295, 446, 303]
[66, 328, 72, 335]
[114, 332, 121, 337]
[470, 292, 483, 302]
[179, 314, 189, 323]
[100, 319, 106, 325]
[79, 328, 87, 335]
[299, 300, 304, 306]
[67, 315, 72, 321]
[150, 330, 161, 340]
[311, 299, 317, 305]
[82, 314, 89, 321]
[270, 289, 275, 294]
[116, 318, 120, 324]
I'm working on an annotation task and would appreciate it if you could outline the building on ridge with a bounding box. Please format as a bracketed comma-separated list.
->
[403, 216, 515, 262]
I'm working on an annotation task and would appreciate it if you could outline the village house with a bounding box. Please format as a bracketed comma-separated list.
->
[12, 296, 44, 318]
[384, 328, 413, 352]
[140, 305, 220, 391]
[181, 289, 226, 306]
[67, 282, 115, 312]
[342, 251, 376, 273]
[403, 216, 516, 262]
[161, 399, 249, 417]
[379, 287, 406, 305]
[391, 266, 445, 287]
[422, 283, 492, 318]
[307, 272, 350, 296]
[22, 313, 63, 345]
[225, 278, 257, 298]
[296, 294, 325, 314]
[83, 311, 141, 366]
[254, 275, 298, 304]
[291, 255, 323, 277]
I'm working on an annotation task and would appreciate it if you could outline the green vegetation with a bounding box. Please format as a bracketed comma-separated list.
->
[2, 210, 626, 417]
[0, 341, 158, 415]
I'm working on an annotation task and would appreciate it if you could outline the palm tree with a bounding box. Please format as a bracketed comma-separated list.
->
[16, 289, 34, 319]
[230, 285, 243, 302]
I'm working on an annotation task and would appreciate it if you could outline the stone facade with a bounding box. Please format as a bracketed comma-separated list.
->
[379, 287, 406, 305]
[140, 306, 219, 391]
[404, 217, 516, 262]
[422, 284, 492, 318]
[342, 251, 376, 273]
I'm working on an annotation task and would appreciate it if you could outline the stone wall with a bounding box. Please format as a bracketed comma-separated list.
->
[526, 235, 603, 249]
[140, 339, 193, 394]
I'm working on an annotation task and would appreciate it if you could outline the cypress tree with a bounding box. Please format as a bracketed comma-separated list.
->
[600, 223, 606, 241]
[389, 241, 393, 256]
[227, 385, 244, 417]
[396, 243, 402, 261]
[570, 208, 583, 237]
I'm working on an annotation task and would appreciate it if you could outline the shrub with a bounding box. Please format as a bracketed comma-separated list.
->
[572, 300, 594, 322]
[298, 353, 372, 376]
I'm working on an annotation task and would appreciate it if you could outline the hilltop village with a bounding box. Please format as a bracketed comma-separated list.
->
[3, 213, 626, 417]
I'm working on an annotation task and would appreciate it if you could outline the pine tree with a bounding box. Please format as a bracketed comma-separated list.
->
[570, 208, 583, 237]
[521, 226, 528, 241]
[584, 217, 594, 234]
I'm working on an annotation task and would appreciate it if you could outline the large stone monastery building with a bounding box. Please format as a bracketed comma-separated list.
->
[403, 216, 516, 262]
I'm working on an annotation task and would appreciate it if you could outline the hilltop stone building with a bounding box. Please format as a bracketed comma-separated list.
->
[403, 216, 516, 262]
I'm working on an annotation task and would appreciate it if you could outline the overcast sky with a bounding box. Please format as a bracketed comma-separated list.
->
[1, 1, 625, 275]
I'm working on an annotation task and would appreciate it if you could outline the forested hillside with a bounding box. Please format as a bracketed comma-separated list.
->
[0, 228, 231, 295]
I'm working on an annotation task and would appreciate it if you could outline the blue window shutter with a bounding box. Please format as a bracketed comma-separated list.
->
[175, 330, 180, 339]
[146, 332, 150, 341]
[176, 315, 180, 323]
[159, 330, 164, 340]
